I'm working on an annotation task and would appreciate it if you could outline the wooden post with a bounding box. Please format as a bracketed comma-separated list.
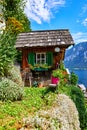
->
[22, 49, 28, 69]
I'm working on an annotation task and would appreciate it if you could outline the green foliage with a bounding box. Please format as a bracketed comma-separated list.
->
[52, 61, 69, 86]
[0, 87, 57, 129]
[7, 17, 24, 34]
[59, 60, 65, 70]
[3, 0, 24, 20]
[1, 0, 31, 68]
[2, 0, 31, 65]
[22, 88, 44, 110]
[0, 78, 23, 101]
[7, 64, 23, 87]
[58, 84, 71, 95]
[16, 50, 22, 64]
[42, 89, 57, 106]
[52, 69, 63, 78]
[2, 0, 31, 32]
[52, 68, 69, 86]
[30, 63, 52, 71]
[70, 86, 87, 130]
[0, 30, 16, 76]
[19, 13, 31, 32]
[70, 72, 78, 85]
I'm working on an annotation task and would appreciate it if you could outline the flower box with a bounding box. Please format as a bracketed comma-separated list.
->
[34, 68, 48, 71]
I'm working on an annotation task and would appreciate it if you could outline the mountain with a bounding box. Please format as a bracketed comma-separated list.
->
[64, 41, 87, 68]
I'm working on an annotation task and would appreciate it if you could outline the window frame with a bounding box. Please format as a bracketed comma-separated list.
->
[36, 52, 46, 64]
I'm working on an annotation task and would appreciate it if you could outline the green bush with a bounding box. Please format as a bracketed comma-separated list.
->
[7, 64, 23, 87]
[70, 86, 87, 130]
[0, 30, 16, 77]
[0, 78, 23, 101]
[70, 72, 78, 85]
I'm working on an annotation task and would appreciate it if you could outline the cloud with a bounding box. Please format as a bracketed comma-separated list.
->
[72, 32, 87, 44]
[82, 18, 87, 26]
[81, 4, 87, 15]
[24, 0, 65, 24]
[76, 19, 80, 23]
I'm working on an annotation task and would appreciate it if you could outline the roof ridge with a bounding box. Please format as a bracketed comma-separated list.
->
[20, 29, 69, 34]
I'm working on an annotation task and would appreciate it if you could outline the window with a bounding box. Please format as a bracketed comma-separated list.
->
[36, 53, 46, 64]
[28, 52, 53, 66]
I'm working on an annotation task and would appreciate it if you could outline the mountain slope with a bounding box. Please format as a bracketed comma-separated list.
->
[64, 41, 87, 68]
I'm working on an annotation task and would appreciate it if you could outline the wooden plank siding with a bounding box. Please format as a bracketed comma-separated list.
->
[21, 47, 66, 69]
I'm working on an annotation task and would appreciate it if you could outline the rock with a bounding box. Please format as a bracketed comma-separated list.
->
[20, 94, 81, 130]
[78, 84, 86, 93]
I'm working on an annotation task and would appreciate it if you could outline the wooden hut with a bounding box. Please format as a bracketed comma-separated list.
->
[15, 29, 74, 85]
[16, 29, 74, 69]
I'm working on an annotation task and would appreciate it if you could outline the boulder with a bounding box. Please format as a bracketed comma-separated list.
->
[20, 94, 81, 130]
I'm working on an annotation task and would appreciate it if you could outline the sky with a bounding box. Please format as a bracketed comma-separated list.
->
[24, 0, 87, 44]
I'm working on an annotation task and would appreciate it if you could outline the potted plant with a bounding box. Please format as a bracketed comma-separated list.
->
[51, 69, 68, 85]
[51, 69, 61, 84]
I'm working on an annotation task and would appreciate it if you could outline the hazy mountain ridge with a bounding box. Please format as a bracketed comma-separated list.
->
[64, 41, 87, 68]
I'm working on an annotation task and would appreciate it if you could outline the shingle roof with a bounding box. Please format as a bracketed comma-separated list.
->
[15, 29, 74, 48]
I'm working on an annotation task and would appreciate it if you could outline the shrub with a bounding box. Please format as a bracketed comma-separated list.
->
[0, 78, 23, 101]
[7, 64, 23, 87]
[0, 30, 16, 77]
[70, 72, 78, 85]
[70, 86, 87, 130]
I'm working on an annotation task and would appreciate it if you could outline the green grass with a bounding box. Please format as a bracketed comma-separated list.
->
[0, 87, 57, 130]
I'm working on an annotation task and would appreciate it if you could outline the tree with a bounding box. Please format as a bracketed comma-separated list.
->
[0, 15, 25, 76]
[0, 29, 16, 76]
[2, 0, 31, 32]
[6, 17, 24, 34]
[1, 0, 31, 66]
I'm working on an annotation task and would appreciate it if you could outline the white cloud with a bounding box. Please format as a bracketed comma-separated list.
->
[81, 4, 87, 15]
[72, 32, 87, 44]
[82, 18, 87, 26]
[24, 0, 65, 24]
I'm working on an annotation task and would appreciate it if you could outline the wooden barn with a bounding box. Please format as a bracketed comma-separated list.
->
[15, 29, 74, 86]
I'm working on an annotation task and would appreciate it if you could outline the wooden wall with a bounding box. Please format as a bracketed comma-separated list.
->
[22, 46, 66, 69]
